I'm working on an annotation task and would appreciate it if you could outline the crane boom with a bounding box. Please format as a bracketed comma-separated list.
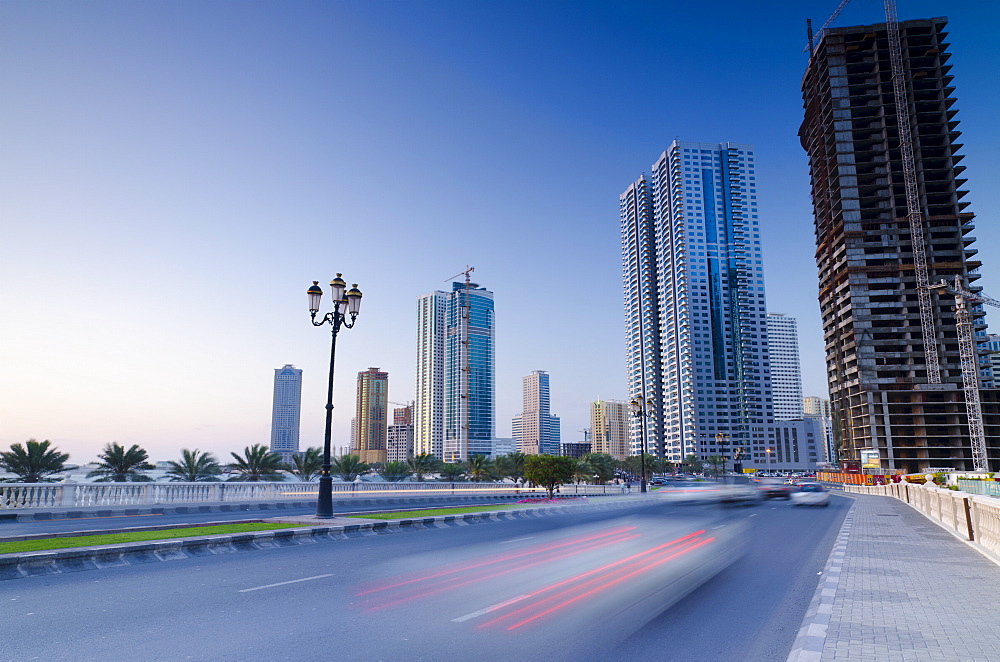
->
[928, 277, 990, 472]
[884, 0, 942, 384]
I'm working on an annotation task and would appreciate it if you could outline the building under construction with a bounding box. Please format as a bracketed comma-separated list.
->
[800, 16, 999, 473]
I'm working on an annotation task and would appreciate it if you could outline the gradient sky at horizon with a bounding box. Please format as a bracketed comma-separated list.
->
[3, 0, 998, 464]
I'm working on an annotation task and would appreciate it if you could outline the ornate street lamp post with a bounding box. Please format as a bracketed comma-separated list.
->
[307, 275, 362, 519]
[629, 397, 654, 493]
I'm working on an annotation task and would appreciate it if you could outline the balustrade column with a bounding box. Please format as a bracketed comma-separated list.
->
[59, 481, 77, 507]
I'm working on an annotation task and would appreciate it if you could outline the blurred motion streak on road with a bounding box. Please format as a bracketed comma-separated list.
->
[350, 515, 744, 652]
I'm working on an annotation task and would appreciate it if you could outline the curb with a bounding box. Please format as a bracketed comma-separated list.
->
[786, 497, 856, 662]
[0, 498, 635, 582]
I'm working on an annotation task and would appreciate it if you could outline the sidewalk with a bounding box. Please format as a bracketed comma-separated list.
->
[790, 493, 1000, 661]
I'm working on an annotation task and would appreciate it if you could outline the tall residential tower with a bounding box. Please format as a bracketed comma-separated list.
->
[767, 313, 804, 420]
[622, 140, 773, 463]
[354, 367, 388, 465]
[414, 281, 495, 461]
[512, 370, 561, 455]
[269, 364, 302, 462]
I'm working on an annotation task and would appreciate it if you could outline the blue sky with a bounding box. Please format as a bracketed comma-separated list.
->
[2, 0, 998, 463]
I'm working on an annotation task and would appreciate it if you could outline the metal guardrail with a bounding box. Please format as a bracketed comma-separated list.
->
[844, 482, 1000, 559]
[0, 481, 614, 509]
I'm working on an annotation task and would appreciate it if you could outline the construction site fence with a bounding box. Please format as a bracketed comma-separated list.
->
[817, 472, 903, 485]
[843, 482, 1000, 560]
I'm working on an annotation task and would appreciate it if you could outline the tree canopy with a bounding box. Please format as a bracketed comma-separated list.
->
[0, 439, 70, 483]
[331, 454, 369, 482]
[379, 461, 412, 482]
[228, 444, 285, 481]
[523, 454, 575, 498]
[285, 447, 323, 482]
[88, 443, 155, 482]
[166, 449, 221, 482]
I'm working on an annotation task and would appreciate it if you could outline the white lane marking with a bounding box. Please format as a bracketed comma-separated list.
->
[748, 513, 758, 517]
[499, 536, 536, 545]
[452, 594, 529, 622]
[239, 574, 334, 593]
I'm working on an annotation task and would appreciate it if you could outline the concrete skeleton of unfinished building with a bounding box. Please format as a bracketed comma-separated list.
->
[800, 10, 998, 473]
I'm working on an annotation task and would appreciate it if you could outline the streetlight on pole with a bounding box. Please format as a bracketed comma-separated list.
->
[629, 397, 654, 493]
[307, 275, 363, 519]
[765, 447, 773, 476]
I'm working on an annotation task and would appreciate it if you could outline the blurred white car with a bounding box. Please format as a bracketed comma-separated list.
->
[659, 482, 727, 504]
[790, 482, 830, 507]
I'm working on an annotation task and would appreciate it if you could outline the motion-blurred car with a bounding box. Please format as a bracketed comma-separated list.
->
[790, 482, 830, 507]
[659, 481, 726, 504]
[719, 483, 760, 505]
[756, 478, 792, 499]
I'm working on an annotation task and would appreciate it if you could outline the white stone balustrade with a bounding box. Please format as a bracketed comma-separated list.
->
[0, 481, 612, 510]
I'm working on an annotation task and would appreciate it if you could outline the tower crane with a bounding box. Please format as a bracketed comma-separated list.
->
[443, 266, 475, 463]
[928, 277, 993, 472]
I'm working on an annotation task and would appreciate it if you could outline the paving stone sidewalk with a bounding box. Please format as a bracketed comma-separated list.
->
[792, 493, 1000, 661]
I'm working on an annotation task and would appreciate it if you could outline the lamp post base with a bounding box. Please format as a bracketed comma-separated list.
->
[316, 475, 334, 518]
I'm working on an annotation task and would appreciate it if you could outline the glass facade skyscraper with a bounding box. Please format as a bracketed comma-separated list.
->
[415, 281, 495, 461]
[622, 140, 773, 462]
[269, 364, 302, 461]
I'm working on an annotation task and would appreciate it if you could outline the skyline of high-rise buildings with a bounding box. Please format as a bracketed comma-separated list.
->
[801, 16, 998, 472]
[621, 140, 773, 464]
[767, 313, 804, 421]
[512, 370, 560, 455]
[269, 364, 302, 462]
[414, 281, 496, 461]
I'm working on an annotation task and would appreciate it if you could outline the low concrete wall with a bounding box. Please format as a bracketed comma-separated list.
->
[844, 482, 1000, 559]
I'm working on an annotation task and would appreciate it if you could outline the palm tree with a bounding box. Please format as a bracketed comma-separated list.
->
[682, 454, 705, 475]
[0, 439, 70, 483]
[330, 454, 369, 482]
[705, 454, 728, 477]
[228, 444, 285, 481]
[286, 447, 323, 482]
[407, 453, 439, 482]
[438, 462, 465, 481]
[494, 451, 526, 483]
[88, 443, 155, 482]
[572, 459, 595, 484]
[379, 461, 412, 482]
[582, 452, 617, 484]
[165, 449, 221, 482]
[464, 455, 494, 482]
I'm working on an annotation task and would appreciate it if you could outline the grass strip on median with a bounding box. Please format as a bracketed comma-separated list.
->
[0, 523, 305, 554]
[349, 504, 542, 520]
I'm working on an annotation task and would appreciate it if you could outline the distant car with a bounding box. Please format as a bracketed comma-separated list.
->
[790, 482, 831, 507]
[757, 479, 792, 499]
[660, 481, 726, 504]
[719, 483, 760, 505]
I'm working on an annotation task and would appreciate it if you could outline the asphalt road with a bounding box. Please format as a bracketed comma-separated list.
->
[0, 495, 536, 537]
[3, 495, 848, 661]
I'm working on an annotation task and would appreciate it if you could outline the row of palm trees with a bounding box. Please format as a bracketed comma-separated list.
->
[1, 438, 728, 484]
